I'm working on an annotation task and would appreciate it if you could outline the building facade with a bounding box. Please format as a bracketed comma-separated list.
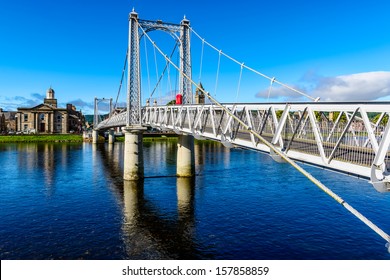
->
[16, 87, 84, 134]
[0, 108, 17, 133]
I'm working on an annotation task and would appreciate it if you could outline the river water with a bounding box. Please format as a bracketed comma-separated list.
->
[0, 140, 389, 259]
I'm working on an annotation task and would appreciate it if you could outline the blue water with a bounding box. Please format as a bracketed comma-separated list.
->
[0, 141, 389, 259]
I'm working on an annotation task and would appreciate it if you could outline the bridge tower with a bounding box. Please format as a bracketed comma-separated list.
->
[123, 10, 195, 180]
[123, 10, 146, 180]
[177, 16, 195, 177]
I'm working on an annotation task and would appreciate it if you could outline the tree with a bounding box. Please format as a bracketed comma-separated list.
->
[166, 100, 176, 106]
[372, 113, 389, 125]
[331, 112, 347, 123]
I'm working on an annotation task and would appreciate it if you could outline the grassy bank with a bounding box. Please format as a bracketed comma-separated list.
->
[0, 134, 83, 143]
[0, 134, 217, 144]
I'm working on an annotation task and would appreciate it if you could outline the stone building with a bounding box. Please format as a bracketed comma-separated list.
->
[16, 87, 84, 134]
[0, 108, 17, 133]
[0, 110, 5, 133]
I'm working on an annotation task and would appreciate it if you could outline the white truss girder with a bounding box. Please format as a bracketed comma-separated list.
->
[95, 102, 390, 192]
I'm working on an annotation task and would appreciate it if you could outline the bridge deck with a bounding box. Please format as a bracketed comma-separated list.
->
[94, 103, 390, 190]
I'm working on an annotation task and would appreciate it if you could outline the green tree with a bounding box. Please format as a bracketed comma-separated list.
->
[372, 113, 389, 125]
[275, 110, 283, 119]
[332, 112, 347, 123]
[166, 100, 176, 106]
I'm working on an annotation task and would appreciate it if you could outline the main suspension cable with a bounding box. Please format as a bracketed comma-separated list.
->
[190, 27, 320, 102]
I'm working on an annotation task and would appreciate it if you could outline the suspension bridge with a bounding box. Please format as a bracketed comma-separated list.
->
[91, 10, 390, 250]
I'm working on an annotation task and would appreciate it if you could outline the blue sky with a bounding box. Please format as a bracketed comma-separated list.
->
[1, 0, 390, 114]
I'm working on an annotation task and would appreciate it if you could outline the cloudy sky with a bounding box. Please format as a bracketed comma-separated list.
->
[1, 0, 390, 114]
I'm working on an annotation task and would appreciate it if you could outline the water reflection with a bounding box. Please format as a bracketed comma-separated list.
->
[95, 143, 210, 259]
[15, 144, 59, 195]
[42, 144, 55, 190]
[177, 177, 195, 218]
[120, 177, 201, 259]
[3, 141, 389, 259]
[176, 177, 196, 252]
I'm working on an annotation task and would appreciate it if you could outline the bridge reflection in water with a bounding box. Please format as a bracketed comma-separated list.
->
[96, 142, 214, 259]
[92, 140, 390, 259]
[122, 178, 196, 259]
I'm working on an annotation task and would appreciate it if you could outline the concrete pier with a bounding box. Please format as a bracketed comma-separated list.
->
[108, 129, 115, 144]
[177, 134, 195, 177]
[92, 130, 99, 144]
[123, 127, 146, 181]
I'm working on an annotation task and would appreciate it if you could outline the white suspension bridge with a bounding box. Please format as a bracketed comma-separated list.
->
[91, 10, 390, 250]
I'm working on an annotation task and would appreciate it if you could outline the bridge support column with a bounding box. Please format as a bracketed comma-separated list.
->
[92, 130, 98, 144]
[123, 127, 146, 181]
[108, 129, 115, 144]
[177, 134, 195, 177]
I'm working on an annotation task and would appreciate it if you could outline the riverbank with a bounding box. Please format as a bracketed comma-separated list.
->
[0, 134, 83, 143]
[0, 134, 178, 143]
[0, 133, 216, 144]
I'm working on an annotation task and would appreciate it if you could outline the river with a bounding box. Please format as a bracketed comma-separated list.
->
[0, 140, 389, 259]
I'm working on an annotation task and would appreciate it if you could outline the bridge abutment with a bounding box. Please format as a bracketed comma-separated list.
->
[123, 127, 146, 181]
[177, 134, 195, 177]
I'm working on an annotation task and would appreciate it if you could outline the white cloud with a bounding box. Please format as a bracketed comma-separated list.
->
[312, 71, 390, 101]
[0, 93, 42, 110]
[255, 71, 390, 102]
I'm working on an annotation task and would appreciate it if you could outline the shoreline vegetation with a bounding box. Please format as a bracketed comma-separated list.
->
[0, 134, 182, 143]
[0, 134, 84, 143]
[0, 134, 219, 144]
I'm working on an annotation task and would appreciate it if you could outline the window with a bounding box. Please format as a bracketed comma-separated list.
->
[57, 115, 61, 121]
[40, 113, 45, 121]
[24, 114, 28, 122]
[24, 124, 28, 131]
